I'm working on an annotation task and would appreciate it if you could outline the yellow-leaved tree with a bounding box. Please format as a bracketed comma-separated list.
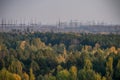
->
[29, 68, 35, 80]
[69, 66, 77, 80]
[23, 72, 29, 80]
[13, 74, 21, 80]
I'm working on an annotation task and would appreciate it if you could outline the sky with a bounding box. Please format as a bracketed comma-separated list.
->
[0, 0, 120, 25]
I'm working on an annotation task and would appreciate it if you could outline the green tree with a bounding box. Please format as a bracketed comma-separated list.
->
[57, 69, 70, 80]
[84, 58, 92, 70]
[115, 59, 120, 80]
[44, 74, 56, 80]
[78, 58, 103, 80]
[57, 65, 63, 72]
[37, 75, 44, 80]
[30, 60, 39, 72]
[78, 69, 96, 80]
[8, 60, 23, 76]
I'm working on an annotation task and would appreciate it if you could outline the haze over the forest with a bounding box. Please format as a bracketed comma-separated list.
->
[0, 0, 120, 25]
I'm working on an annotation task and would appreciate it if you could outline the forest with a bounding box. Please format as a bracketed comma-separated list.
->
[0, 32, 120, 80]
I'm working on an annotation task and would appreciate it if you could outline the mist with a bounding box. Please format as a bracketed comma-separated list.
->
[0, 0, 120, 25]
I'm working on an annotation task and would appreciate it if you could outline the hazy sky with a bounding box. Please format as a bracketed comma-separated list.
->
[1, 0, 120, 24]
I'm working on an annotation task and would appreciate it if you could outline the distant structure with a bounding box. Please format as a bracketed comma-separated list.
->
[0, 19, 120, 34]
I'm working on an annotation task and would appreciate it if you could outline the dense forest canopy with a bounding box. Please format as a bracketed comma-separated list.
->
[0, 32, 120, 80]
